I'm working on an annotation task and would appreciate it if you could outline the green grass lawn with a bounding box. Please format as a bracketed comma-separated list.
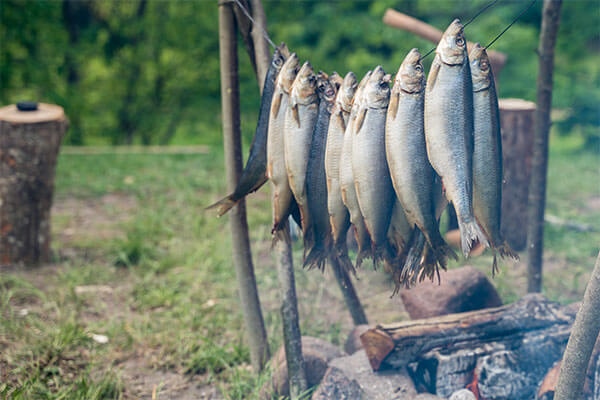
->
[1, 136, 599, 399]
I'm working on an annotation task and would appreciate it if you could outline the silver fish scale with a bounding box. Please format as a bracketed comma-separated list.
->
[352, 107, 394, 246]
[424, 55, 474, 223]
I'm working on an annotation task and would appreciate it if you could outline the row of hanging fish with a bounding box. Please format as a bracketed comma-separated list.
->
[208, 19, 518, 289]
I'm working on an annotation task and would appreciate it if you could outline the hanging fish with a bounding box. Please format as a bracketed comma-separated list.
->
[304, 72, 338, 270]
[340, 71, 373, 268]
[207, 43, 290, 216]
[325, 72, 358, 262]
[470, 43, 518, 271]
[267, 53, 300, 236]
[386, 48, 457, 281]
[352, 66, 395, 266]
[424, 20, 489, 256]
[284, 61, 319, 249]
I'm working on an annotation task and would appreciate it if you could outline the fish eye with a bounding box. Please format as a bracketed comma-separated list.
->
[275, 58, 283, 66]
[480, 60, 489, 70]
[415, 65, 423, 72]
[456, 36, 465, 46]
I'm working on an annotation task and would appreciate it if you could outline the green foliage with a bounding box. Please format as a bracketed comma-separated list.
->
[1, 0, 598, 147]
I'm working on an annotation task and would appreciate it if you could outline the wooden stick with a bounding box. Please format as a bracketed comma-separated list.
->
[249, 0, 271, 91]
[526, 0, 562, 293]
[329, 256, 368, 326]
[382, 9, 507, 75]
[218, 0, 270, 372]
[274, 230, 308, 399]
[555, 251, 600, 399]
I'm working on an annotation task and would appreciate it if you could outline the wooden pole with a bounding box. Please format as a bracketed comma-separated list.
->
[526, 0, 562, 293]
[218, 0, 270, 371]
[555, 252, 600, 400]
[329, 256, 368, 326]
[248, 0, 270, 90]
[274, 231, 308, 398]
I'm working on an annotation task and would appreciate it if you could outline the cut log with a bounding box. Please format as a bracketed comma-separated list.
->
[499, 98, 536, 251]
[360, 294, 577, 399]
[0, 103, 67, 267]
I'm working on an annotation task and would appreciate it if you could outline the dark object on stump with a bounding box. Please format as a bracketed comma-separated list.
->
[360, 294, 579, 399]
[0, 103, 67, 267]
[499, 98, 536, 251]
[400, 266, 503, 320]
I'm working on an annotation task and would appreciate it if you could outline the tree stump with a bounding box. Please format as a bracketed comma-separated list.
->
[0, 103, 67, 267]
[499, 98, 536, 251]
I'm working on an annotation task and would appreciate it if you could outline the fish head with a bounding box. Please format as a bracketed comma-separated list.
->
[437, 19, 467, 66]
[292, 61, 318, 103]
[329, 71, 344, 91]
[469, 43, 493, 92]
[364, 66, 391, 108]
[271, 46, 287, 73]
[277, 42, 290, 59]
[317, 71, 337, 103]
[337, 71, 358, 112]
[396, 48, 425, 94]
[278, 53, 300, 92]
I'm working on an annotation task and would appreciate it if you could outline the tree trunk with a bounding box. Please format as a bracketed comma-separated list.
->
[0, 104, 68, 267]
[555, 252, 600, 400]
[274, 230, 308, 399]
[329, 256, 368, 326]
[499, 98, 536, 251]
[526, 0, 562, 293]
[218, 1, 269, 372]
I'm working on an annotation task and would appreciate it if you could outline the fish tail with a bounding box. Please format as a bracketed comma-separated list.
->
[205, 195, 238, 217]
[400, 231, 427, 288]
[425, 229, 459, 266]
[355, 248, 370, 270]
[303, 243, 328, 271]
[497, 241, 519, 261]
[271, 219, 292, 248]
[458, 218, 490, 258]
[334, 242, 356, 277]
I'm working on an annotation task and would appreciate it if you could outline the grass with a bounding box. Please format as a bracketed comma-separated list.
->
[0, 134, 598, 399]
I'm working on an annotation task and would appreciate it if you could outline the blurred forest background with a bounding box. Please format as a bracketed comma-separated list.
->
[1, 0, 598, 149]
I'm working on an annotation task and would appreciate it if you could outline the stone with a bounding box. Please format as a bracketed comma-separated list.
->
[414, 394, 446, 400]
[311, 350, 417, 400]
[449, 389, 476, 400]
[344, 324, 369, 355]
[266, 336, 346, 397]
[400, 266, 502, 320]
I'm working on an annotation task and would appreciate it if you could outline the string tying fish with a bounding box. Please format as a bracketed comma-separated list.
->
[418, 0, 501, 61]
[485, 0, 537, 49]
[231, 0, 277, 50]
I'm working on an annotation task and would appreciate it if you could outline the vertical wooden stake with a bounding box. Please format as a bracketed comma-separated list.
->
[248, 0, 270, 90]
[526, 0, 562, 293]
[555, 251, 600, 399]
[329, 255, 368, 325]
[218, 0, 270, 371]
[275, 228, 308, 399]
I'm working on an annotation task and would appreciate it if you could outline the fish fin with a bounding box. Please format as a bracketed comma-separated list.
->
[292, 104, 301, 128]
[205, 195, 237, 217]
[272, 92, 283, 117]
[337, 111, 346, 132]
[388, 91, 400, 120]
[427, 59, 441, 90]
[355, 107, 367, 135]
[249, 175, 269, 194]
[458, 217, 490, 258]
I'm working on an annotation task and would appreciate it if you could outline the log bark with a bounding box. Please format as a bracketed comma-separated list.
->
[0, 103, 67, 267]
[218, 1, 269, 371]
[382, 9, 507, 78]
[360, 294, 573, 371]
[499, 98, 536, 251]
[526, 0, 563, 293]
[555, 252, 600, 400]
[274, 231, 308, 399]
[329, 255, 368, 326]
